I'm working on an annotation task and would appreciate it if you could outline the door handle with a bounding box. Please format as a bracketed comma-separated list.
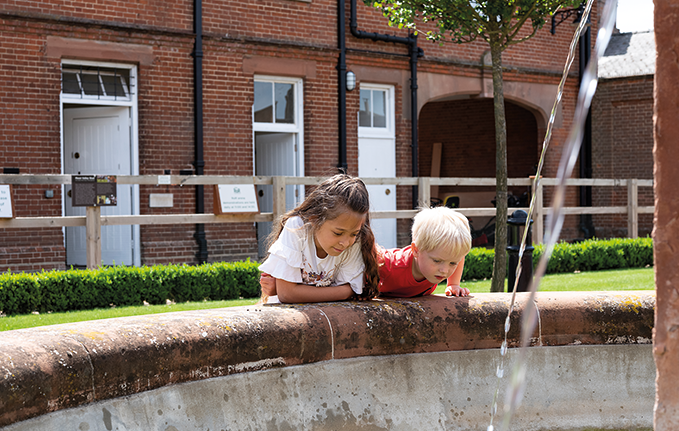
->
[67, 190, 72, 198]
[385, 188, 391, 195]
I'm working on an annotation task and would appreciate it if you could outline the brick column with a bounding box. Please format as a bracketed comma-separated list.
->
[653, 1, 679, 428]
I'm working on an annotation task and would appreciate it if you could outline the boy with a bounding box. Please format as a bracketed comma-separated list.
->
[260, 206, 472, 300]
[377, 206, 471, 298]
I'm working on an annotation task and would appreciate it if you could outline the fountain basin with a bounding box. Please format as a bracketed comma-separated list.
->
[0, 291, 655, 430]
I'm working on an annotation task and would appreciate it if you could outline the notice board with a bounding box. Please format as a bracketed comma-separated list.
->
[71, 175, 118, 207]
[213, 184, 259, 214]
[0, 185, 14, 218]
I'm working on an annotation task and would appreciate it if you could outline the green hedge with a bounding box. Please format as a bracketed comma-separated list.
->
[462, 236, 653, 281]
[0, 260, 261, 316]
[0, 237, 654, 316]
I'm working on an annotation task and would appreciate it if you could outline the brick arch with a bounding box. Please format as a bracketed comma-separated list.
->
[418, 98, 539, 201]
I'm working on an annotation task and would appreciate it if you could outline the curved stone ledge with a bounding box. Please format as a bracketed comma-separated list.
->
[0, 291, 655, 427]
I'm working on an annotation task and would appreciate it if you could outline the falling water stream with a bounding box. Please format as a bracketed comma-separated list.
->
[487, 0, 619, 429]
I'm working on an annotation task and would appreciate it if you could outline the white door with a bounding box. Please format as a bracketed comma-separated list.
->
[359, 85, 397, 249]
[64, 107, 133, 266]
[359, 138, 397, 249]
[255, 132, 301, 256]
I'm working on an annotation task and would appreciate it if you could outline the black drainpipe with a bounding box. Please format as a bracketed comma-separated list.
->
[578, 18, 595, 239]
[348, 0, 423, 207]
[193, 0, 208, 263]
[338, 0, 348, 172]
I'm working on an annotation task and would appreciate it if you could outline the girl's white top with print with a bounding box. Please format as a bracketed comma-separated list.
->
[259, 216, 365, 294]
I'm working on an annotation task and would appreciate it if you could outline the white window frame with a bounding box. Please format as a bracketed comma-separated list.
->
[253, 75, 304, 134]
[252, 75, 305, 177]
[358, 83, 395, 139]
[61, 59, 136, 105]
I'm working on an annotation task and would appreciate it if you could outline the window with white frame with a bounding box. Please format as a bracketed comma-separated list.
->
[359, 84, 394, 138]
[61, 62, 135, 102]
[254, 79, 298, 126]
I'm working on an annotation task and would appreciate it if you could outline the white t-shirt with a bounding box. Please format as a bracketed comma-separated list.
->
[259, 216, 365, 295]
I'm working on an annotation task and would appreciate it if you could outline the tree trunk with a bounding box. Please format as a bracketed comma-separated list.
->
[490, 41, 508, 293]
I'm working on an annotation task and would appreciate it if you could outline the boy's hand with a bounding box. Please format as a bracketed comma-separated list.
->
[445, 285, 470, 297]
[260, 273, 277, 296]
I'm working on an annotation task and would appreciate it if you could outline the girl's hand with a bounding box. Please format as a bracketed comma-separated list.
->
[260, 273, 277, 297]
[445, 285, 470, 297]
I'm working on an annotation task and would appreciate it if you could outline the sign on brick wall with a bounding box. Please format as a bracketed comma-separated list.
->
[0, 185, 14, 218]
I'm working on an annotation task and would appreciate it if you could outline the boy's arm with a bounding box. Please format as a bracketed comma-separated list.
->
[445, 256, 470, 297]
[276, 278, 354, 303]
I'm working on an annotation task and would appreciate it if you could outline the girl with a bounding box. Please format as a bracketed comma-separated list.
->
[258, 174, 380, 303]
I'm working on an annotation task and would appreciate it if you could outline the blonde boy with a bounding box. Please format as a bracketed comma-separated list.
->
[378, 206, 472, 297]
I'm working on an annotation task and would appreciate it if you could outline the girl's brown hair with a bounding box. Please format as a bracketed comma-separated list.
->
[266, 174, 380, 299]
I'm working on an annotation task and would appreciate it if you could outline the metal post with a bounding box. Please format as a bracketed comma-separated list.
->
[507, 209, 534, 292]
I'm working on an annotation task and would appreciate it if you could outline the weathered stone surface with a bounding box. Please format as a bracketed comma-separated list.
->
[0, 291, 654, 427]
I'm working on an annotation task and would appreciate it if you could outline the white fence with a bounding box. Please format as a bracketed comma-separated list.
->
[0, 175, 653, 269]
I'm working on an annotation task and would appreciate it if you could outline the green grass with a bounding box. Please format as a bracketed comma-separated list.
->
[437, 266, 654, 294]
[1, 267, 654, 332]
[0, 298, 259, 332]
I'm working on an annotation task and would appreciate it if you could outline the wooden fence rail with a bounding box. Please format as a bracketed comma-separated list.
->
[0, 175, 653, 269]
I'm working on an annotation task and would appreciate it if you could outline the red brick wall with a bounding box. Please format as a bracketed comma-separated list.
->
[591, 76, 654, 238]
[0, 0, 594, 271]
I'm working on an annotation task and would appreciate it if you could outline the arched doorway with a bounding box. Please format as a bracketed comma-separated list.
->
[418, 98, 539, 245]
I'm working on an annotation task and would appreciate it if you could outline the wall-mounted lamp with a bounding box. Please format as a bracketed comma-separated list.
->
[346, 71, 356, 91]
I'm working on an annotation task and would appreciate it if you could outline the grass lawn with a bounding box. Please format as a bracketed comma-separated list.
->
[1, 267, 654, 332]
[435, 266, 655, 295]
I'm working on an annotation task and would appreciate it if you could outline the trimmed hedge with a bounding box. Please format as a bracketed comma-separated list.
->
[0, 260, 261, 316]
[461, 236, 653, 281]
[0, 237, 653, 316]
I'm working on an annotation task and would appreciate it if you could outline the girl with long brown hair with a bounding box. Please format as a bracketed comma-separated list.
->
[258, 174, 380, 303]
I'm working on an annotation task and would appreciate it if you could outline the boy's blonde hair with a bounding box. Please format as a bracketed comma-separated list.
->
[411, 206, 472, 259]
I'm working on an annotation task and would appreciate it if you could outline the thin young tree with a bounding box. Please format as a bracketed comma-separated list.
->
[366, 0, 581, 292]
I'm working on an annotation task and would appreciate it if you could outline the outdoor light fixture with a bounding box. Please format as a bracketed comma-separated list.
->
[346, 71, 356, 91]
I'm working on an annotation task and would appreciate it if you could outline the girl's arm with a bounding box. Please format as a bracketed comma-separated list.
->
[276, 278, 354, 303]
[445, 256, 470, 297]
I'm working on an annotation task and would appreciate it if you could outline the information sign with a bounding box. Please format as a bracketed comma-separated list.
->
[72, 175, 118, 207]
[213, 184, 259, 214]
[0, 185, 14, 218]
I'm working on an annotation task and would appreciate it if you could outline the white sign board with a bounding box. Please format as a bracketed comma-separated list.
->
[214, 184, 259, 214]
[0, 185, 13, 218]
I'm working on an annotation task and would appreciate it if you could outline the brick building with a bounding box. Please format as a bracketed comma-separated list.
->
[592, 29, 655, 238]
[0, 0, 601, 272]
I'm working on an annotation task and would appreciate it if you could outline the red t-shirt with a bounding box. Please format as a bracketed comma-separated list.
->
[378, 245, 438, 297]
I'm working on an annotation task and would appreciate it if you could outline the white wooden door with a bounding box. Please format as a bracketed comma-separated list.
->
[358, 84, 397, 249]
[359, 137, 397, 248]
[255, 132, 301, 256]
[64, 107, 133, 266]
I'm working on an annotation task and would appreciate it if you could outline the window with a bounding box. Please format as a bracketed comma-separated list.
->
[359, 88, 387, 128]
[254, 81, 295, 124]
[62, 63, 133, 102]
[359, 84, 394, 139]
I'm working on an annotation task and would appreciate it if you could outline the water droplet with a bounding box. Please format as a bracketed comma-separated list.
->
[505, 316, 511, 333]
[487, 426, 494, 431]
[501, 341, 508, 356]
[496, 366, 504, 378]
